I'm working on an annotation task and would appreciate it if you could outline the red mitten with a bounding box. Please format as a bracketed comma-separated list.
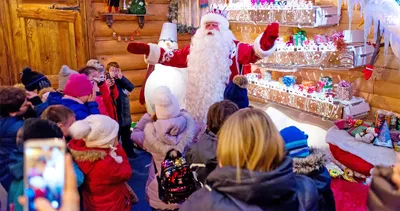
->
[127, 42, 150, 55]
[362, 64, 373, 80]
[260, 23, 279, 51]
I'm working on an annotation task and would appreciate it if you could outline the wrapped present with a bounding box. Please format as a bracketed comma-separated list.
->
[337, 80, 353, 101]
[263, 71, 272, 82]
[390, 130, 400, 152]
[282, 75, 296, 88]
[343, 30, 365, 43]
[373, 121, 393, 148]
[293, 29, 307, 46]
[389, 115, 398, 130]
[346, 121, 374, 137]
[318, 76, 333, 93]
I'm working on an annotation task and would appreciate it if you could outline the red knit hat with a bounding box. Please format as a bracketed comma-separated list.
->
[64, 74, 93, 97]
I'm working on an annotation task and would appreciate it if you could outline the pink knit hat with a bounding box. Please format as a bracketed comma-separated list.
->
[64, 74, 93, 97]
[152, 86, 180, 120]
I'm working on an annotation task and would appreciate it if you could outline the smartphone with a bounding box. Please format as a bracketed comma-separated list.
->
[24, 138, 66, 211]
[105, 71, 112, 81]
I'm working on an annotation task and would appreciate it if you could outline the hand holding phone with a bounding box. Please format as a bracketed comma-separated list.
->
[24, 139, 66, 211]
[20, 153, 79, 211]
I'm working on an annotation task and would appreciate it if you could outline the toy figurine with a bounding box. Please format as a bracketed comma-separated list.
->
[108, 0, 120, 13]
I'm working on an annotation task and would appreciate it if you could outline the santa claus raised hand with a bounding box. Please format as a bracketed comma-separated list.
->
[127, 7, 278, 124]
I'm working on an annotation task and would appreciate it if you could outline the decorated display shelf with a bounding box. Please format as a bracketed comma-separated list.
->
[101, 13, 153, 29]
[223, 2, 339, 27]
[247, 78, 343, 119]
[254, 40, 374, 69]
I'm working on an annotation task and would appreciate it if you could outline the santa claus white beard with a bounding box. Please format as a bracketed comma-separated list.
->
[186, 28, 234, 124]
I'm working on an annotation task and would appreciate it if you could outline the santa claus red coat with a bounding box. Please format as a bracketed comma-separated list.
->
[128, 7, 278, 124]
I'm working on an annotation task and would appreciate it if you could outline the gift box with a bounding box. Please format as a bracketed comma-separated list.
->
[343, 30, 365, 43]
[390, 130, 400, 152]
[337, 80, 353, 101]
[318, 76, 333, 93]
[263, 71, 272, 82]
[341, 97, 370, 119]
[346, 121, 374, 137]
[373, 121, 393, 148]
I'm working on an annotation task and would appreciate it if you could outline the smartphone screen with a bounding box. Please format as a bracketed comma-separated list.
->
[24, 139, 65, 211]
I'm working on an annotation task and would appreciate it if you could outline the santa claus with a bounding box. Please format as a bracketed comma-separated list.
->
[128, 6, 279, 124]
[139, 23, 188, 115]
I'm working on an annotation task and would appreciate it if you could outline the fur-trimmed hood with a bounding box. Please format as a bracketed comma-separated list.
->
[292, 148, 326, 175]
[68, 139, 107, 162]
[143, 111, 197, 155]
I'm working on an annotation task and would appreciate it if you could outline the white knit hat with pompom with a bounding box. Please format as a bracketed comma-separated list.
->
[69, 115, 122, 163]
[152, 86, 180, 120]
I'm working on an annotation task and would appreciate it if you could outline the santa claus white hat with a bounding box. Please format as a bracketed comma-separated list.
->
[159, 22, 177, 42]
[201, 6, 229, 31]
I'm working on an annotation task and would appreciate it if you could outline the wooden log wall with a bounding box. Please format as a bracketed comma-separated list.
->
[233, 6, 400, 119]
[88, 0, 192, 121]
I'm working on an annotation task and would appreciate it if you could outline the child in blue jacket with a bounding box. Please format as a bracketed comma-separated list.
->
[36, 74, 99, 120]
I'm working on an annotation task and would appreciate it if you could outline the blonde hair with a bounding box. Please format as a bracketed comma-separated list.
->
[217, 108, 285, 180]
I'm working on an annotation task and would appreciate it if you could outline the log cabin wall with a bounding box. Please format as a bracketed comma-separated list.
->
[232, 5, 400, 119]
[88, 0, 192, 121]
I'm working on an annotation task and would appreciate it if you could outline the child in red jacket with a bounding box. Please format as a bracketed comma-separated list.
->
[79, 65, 119, 121]
[68, 114, 135, 211]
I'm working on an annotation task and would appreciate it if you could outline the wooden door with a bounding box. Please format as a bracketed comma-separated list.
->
[0, 0, 89, 86]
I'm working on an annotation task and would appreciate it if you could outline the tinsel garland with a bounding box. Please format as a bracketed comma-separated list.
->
[168, 0, 198, 34]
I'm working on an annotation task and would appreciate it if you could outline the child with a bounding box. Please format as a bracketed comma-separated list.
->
[180, 108, 320, 211]
[0, 87, 31, 192]
[280, 126, 335, 211]
[185, 100, 239, 184]
[107, 62, 136, 158]
[58, 65, 78, 92]
[223, 75, 249, 109]
[79, 65, 119, 120]
[7, 118, 65, 211]
[36, 74, 100, 120]
[68, 115, 135, 211]
[20, 67, 52, 106]
[41, 105, 76, 142]
[131, 86, 198, 210]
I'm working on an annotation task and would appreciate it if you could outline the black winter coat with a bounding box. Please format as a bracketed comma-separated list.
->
[185, 130, 218, 184]
[292, 148, 335, 211]
[115, 76, 134, 126]
[180, 157, 319, 211]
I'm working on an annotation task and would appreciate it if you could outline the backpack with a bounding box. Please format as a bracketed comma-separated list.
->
[156, 149, 197, 204]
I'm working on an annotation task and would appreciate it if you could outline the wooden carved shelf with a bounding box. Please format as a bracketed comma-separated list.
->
[100, 13, 153, 29]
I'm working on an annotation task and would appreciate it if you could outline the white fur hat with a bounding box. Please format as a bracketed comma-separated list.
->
[69, 115, 119, 148]
[152, 86, 180, 120]
[87, 59, 105, 73]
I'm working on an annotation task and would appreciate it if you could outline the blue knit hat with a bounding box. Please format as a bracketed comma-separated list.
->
[224, 75, 249, 109]
[280, 126, 310, 157]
